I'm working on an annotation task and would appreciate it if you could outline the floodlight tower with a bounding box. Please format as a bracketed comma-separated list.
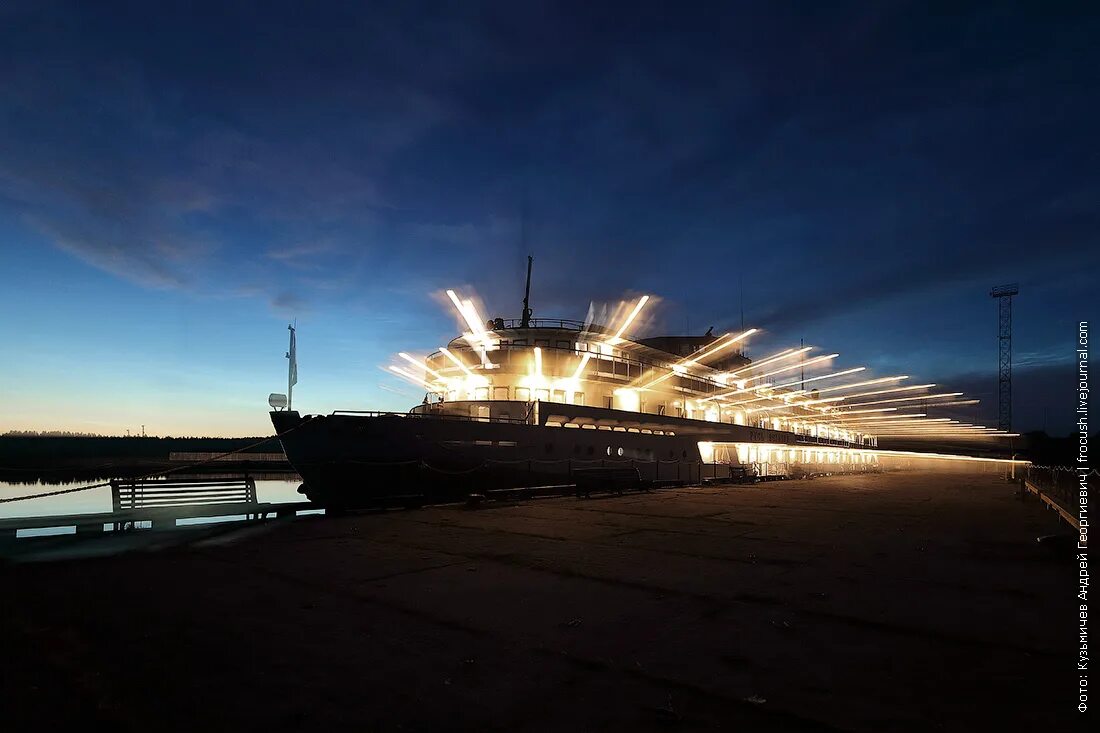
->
[989, 283, 1019, 431]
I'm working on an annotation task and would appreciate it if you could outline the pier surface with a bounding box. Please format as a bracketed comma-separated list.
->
[0, 471, 1074, 731]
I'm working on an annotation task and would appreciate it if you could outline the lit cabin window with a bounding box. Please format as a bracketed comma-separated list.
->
[535, 388, 550, 402]
[515, 387, 531, 401]
[493, 387, 509, 400]
[573, 392, 585, 405]
[552, 389, 566, 402]
[475, 387, 489, 400]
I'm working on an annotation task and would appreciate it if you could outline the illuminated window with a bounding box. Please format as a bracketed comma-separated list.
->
[474, 387, 489, 400]
[535, 389, 550, 401]
[515, 387, 530, 401]
[493, 387, 509, 400]
[573, 392, 585, 405]
[552, 389, 566, 402]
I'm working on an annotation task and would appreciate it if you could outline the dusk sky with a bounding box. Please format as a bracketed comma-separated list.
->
[1, 2, 1096, 437]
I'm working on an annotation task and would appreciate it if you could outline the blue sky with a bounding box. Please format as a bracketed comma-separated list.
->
[0, 1, 1096, 436]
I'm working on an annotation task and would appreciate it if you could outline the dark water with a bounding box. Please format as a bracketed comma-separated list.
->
[0, 473, 305, 520]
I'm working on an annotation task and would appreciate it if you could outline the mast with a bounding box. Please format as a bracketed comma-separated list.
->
[287, 323, 298, 410]
[520, 255, 533, 328]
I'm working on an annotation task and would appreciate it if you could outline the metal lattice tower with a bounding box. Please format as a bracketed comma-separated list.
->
[989, 283, 1019, 431]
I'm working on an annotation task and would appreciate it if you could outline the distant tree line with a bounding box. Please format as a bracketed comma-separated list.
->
[0, 434, 280, 470]
[4, 430, 109, 437]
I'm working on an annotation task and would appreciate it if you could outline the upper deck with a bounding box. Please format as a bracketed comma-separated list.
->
[418, 319, 873, 447]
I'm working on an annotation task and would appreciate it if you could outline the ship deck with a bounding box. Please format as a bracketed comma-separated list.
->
[0, 471, 1073, 731]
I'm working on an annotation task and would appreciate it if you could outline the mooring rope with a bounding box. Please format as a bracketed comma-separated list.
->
[0, 419, 313, 504]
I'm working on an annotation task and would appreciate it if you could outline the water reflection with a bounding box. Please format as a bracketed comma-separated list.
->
[0, 473, 304, 519]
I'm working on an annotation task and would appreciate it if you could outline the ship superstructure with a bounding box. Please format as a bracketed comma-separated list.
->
[271, 261, 1015, 507]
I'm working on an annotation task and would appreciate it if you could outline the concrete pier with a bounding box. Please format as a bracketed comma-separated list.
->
[0, 471, 1074, 731]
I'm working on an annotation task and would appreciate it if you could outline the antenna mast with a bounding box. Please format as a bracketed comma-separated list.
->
[990, 283, 1019, 431]
[521, 255, 533, 328]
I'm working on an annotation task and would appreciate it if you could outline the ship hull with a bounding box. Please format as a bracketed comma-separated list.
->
[271, 410, 709, 507]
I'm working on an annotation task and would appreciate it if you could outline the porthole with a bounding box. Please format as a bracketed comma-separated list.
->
[616, 447, 624, 457]
[606, 446, 612, 456]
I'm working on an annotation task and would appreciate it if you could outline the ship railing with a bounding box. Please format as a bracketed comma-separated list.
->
[428, 340, 672, 376]
[330, 410, 532, 425]
[491, 318, 594, 331]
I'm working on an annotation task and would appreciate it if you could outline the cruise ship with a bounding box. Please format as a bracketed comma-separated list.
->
[268, 261, 982, 508]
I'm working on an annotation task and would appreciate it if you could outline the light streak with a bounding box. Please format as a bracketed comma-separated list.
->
[398, 352, 445, 381]
[803, 376, 909, 395]
[685, 328, 758, 364]
[640, 328, 757, 390]
[572, 352, 593, 380]
[820, 407, 898, 416]
[726, 346, 811, 377]
[699, 381, 776, 403]
[388, 365, 440, 392]
[834, 392, 963, 409]
[720, 442, 1029, 464]
[868, 448, 1027, 462]
[439, 347, 476, 378]
[745, 395, 845, 413]
[768, 366, 866, 391]
[723, 390, 808, 407]
[743, 353, 838, 384]
[894, 399, 981, 410]
[815, 413, 929, 423]
[606, 295, 650, 345]
[533, 346, 543, 378]
[446, 289, 496, 365]
[802, 383, 934, 405]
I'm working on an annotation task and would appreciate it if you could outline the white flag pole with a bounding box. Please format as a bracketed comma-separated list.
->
[287, 323, 297, 410]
